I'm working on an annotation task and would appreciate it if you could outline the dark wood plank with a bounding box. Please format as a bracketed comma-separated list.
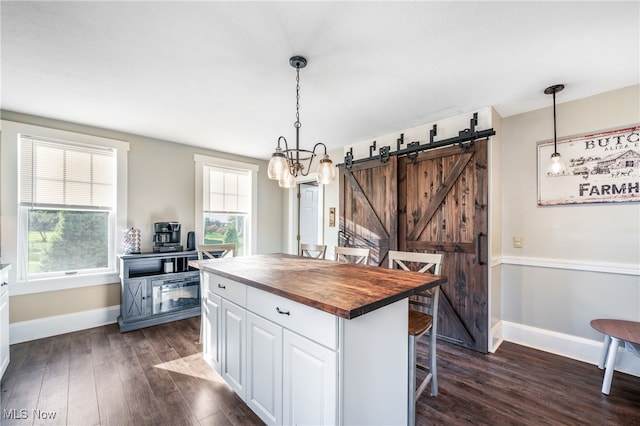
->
[417, 339, 640, 425]
[3, 316, 638, 426]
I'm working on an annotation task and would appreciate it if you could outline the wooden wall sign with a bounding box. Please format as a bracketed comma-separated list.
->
[537, 125, 640, 206]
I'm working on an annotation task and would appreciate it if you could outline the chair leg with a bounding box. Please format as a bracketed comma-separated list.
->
[602, 337, 620, 395]
[429, 329, 438, 396]
[408, 335, 417, 426]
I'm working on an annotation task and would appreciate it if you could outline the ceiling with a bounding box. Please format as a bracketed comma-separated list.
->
[2, 1, 638, 161]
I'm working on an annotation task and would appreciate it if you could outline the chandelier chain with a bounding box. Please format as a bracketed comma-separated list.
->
[295, 66, 301, 128]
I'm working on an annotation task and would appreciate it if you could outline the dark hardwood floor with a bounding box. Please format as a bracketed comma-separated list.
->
[1, 316, 639, 425]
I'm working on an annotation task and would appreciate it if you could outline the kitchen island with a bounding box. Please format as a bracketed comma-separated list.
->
[190, 253, 447, 426]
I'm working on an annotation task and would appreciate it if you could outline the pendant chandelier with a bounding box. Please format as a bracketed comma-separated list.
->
[267, 56, 336, 188]
[545, 84, 567, 176]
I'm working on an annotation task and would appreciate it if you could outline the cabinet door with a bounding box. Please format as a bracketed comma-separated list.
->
[246, 312, 282, 426]
[0, 290, 9, 379]
[122, 278, 149, 320]
[202, 291, 222, 373]
[283, 330, 337, 426]
[222, 299, 246, 399]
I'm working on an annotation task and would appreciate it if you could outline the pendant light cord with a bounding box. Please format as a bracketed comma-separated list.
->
[553, 90, 558, 153]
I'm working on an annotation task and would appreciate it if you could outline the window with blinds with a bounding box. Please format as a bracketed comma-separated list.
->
[19, 135, 116, 276]
[203, 164, 251, 256]
[20, 136, 115, 209]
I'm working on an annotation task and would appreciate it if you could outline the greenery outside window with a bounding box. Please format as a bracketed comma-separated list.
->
[19, 136, 116, 277]
[195, 154, 258, 257]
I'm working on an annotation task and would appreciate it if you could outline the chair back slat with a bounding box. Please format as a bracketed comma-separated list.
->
[300, 244, 327, 259]
[197, 244, 236, 260]
[388, 250, 443, 311]
[334, 246, 371, 265]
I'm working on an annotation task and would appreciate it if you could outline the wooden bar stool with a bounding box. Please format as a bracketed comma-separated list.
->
[590, 318, 640, 395]
[388, 250, 443, 426]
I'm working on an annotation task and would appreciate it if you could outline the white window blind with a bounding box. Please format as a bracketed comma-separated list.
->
[204, 164, 250, 214]
[20, 135, 115, 209]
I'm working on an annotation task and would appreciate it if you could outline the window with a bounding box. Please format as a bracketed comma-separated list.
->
[20, 136, 115, 276]
[1, 120, 129, 291]
[194, 155, 258, 256]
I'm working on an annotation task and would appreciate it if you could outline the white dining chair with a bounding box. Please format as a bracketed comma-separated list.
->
[300, 243, 327, 259]
[197, 243, 236, 260]
[334, 246, 371, 265]
[388, 250, 443, 425]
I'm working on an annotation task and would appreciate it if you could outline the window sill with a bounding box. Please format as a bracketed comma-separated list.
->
[9, 271, 120, 296]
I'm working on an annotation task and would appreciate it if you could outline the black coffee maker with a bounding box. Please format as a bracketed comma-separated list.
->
[153, 222, 183, 252]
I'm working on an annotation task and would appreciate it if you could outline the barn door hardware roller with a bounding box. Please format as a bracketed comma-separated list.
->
[339, 112, 496, 169]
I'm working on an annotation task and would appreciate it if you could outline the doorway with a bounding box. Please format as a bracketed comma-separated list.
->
[297, 182, 324, 254]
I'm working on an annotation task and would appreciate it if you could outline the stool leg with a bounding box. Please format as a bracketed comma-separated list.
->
[408, 335, 416, 426]
[598, 334, 611, 369]
[429, 329, 438, 396]
[602, 337, 620, 395]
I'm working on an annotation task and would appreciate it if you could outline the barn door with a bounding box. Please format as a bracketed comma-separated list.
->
[338, 157, 397, 266]
[399, 140, 488, 352]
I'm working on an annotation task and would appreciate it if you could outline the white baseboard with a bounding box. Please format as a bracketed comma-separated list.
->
[9, 305, 120, 344]
[495, 320, 640, 377]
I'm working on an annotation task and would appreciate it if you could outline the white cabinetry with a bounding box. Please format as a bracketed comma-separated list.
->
[282, 329, 337, 426]
[221, 299, 246, 398]
[247, 312, 282, 425]
[201, 273, 247, 399]
[202, 291, 222, 372]
[0, 264, 10, 380]
[201, 269, 408, 425]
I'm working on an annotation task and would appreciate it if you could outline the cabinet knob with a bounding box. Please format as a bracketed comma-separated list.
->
[0, 282, 7, 287]
[276, 307, 290, 316]
[142, 296, 147, 300]
[218, 283, 226, 289]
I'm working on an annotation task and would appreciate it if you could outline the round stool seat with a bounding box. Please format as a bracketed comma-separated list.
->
[590, 319, 640, 345]
[590, 318, 640, 395]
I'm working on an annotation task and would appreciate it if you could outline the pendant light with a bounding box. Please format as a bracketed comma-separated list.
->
[545, 84, 567, 176]
[267, 56, 336, 188]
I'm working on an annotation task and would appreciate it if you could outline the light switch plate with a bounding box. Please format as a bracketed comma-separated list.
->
[513, 236, 523, 248]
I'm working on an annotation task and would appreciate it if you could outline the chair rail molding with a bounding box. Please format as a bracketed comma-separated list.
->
[494, 256, 639, 276]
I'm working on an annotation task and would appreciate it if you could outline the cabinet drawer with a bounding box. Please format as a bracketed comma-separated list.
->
[204, 273, 246, 306]
[247, 287, 338, 350]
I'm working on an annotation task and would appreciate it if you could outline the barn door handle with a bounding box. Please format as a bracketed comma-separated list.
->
[477, 232, 486, 265]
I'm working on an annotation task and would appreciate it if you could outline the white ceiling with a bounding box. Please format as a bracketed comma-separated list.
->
[2, 1, 638, 161]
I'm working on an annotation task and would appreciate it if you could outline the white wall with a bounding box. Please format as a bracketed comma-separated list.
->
[498, 85, 640, 374]
[0, 110, 284, 335]
[303, 86, 640, 375]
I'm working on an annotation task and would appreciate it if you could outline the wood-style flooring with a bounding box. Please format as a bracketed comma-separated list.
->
[1, 316, 639, 425]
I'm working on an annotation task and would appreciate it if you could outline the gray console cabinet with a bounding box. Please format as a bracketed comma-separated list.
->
[118, 251, 200, 332]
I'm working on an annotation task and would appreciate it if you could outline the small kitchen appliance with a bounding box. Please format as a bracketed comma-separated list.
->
[153, 222, 183, 252]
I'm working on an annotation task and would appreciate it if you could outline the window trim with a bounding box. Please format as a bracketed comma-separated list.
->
[194, 154, 258, 256]
[1, 120, 129, 294]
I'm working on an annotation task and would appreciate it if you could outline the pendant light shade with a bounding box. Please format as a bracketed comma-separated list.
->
[278, 168, 297, 188]
[545, 84, 567, 176]
[267, 146, 288, 180]
[316, 154, 337, 184]
[547, 152, 567, 175]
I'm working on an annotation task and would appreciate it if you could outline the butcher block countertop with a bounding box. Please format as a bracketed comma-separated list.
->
[189, 253, 447, 320]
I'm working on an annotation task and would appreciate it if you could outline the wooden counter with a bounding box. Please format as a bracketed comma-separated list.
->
[191, 253, 448, 425]
[189, 253, 447, 319]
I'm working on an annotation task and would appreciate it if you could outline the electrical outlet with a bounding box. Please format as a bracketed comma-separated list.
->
[513, 236, 523, 248]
